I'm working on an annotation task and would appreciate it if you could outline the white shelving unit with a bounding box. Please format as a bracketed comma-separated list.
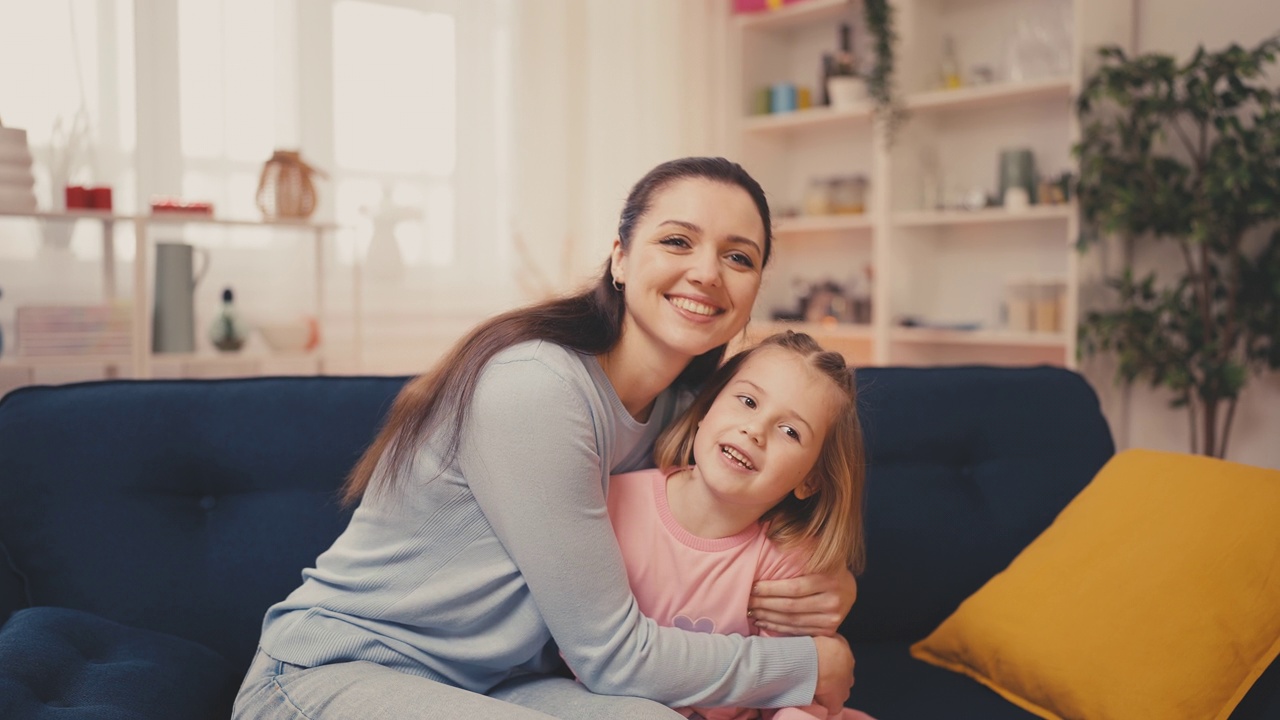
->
[728, 0, 1133, 368]
[0, 209, 359, 383]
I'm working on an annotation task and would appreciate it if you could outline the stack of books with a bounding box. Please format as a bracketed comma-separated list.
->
[16, 305, 134, 358]
[0, 124, 38, 213]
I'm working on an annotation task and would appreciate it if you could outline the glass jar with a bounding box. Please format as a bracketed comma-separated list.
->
[803, 177, 833, 216]
[830, 175, 868, 214]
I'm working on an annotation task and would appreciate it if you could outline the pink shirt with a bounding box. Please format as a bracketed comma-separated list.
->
[607, 468, 854, 720]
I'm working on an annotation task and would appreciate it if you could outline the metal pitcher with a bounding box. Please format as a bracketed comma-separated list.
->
[152, 242, 210, 353]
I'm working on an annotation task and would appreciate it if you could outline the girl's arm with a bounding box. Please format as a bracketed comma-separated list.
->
[459, 354, 819, 709]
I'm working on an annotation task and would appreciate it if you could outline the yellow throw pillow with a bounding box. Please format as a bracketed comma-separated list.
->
[910, 449, 1280, 720]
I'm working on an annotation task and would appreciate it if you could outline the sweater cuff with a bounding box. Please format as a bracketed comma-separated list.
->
[758, 635, 820, 709]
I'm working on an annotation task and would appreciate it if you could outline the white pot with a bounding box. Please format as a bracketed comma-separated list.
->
[827, 76, 868, 109]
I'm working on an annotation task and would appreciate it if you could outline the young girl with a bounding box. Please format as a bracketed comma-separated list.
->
[608, 331, 874, 720]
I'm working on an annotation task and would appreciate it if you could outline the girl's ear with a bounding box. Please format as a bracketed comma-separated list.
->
[793, 477, 818, 501]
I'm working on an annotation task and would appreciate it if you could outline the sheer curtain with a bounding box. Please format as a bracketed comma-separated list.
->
[507, 0, 731, 299]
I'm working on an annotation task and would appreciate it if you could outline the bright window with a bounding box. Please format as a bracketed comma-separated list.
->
[332, 1, 456, 267]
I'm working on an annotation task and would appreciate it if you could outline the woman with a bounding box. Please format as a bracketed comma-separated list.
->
[233, 157, 858, 719]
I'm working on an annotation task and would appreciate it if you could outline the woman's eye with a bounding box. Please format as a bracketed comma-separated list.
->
[660, 235, 691, 248]
[737, 395, 757, 409]
[727, 252, 756, 269]
[782, 426, 800, 441]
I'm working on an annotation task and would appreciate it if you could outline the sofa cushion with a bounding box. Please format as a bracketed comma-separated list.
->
[0, 376, 408, 676]
[910, 449, 1280, 720]
[0, 606, 233, 720]
[844, 366, 1115, 642]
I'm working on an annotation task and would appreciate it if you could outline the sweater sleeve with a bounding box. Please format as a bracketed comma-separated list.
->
[459, 354, 817, 708]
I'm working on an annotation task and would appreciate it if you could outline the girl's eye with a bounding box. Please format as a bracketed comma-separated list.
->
[782, 426, 801, 442]
[737, 395, 757, 409]
[660, 235, 691, 248]
[727, 251, 756, 269]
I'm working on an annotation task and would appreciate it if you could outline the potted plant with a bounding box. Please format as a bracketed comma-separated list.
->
[1074, 35, 1280, 458]
[864, 0, 905, 141]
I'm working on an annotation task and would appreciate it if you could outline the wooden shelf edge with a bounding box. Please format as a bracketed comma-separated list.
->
[735, 0, 853, 31]
[893, 205, 1074, 227]
[0, 209, 338, 230]
[903, 77, 1074, 112]
[743, 104, 874, 133]
[891, 327, 1068, 348]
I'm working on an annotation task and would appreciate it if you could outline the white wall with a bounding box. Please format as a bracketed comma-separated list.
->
[1080, 0, 1280, 469]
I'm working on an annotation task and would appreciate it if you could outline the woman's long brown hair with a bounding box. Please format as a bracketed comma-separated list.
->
[341, 157, 774, 506]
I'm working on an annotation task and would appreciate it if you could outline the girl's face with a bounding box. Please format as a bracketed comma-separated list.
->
[690, 347, 841, 520]
[611, 177, 765, 364]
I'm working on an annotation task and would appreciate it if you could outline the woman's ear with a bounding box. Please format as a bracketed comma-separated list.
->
[610, 239, 626, 285]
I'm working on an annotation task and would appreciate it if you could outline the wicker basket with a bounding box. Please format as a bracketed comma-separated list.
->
[256, 150, 324, 220]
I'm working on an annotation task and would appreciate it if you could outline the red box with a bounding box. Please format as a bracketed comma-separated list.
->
[65, 185, 90, 209]
[732, 0, 810, 14]
[89, 186, 113, 210]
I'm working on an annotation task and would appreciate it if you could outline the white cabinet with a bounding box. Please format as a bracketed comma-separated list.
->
[728, 0, 1132, 367]
[0, 210, 360, 387]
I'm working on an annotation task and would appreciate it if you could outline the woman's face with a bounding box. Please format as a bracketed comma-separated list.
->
[611, 177, 766, 363]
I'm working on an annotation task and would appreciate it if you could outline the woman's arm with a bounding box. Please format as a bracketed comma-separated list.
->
[756, 545, 856, 715]
[459, 353, 818, 709]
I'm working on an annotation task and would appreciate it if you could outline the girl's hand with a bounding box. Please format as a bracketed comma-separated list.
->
[748, 567, 857, 636]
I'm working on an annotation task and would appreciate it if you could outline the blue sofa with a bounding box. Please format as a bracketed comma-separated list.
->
[0, 368, 1276, 719]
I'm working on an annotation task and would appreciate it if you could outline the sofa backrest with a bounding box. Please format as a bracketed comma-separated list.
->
[845, 366, 1115, 642]
[0, 367, 1114, 676]
[0, 376, 408, 673]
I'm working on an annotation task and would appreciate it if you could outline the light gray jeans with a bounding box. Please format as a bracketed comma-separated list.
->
[232, 648, 685, 720]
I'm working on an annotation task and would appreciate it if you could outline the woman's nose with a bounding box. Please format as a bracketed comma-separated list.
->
[686, 247, 722, 286]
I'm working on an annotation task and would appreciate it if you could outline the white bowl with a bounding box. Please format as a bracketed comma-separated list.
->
[258, 322, 311, 353]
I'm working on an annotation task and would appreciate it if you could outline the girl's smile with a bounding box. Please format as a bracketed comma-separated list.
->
[668, 346, 843, 539]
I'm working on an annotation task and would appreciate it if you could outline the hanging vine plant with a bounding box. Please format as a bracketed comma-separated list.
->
[862, 0, 907, 142]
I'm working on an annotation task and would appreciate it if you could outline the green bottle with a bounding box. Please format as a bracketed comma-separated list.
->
[209, 287, 248, 352]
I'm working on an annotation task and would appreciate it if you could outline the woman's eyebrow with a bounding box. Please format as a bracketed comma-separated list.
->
[658, 220, 762, 256]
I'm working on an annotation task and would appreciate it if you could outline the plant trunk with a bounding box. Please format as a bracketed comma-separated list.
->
[1201, 394, 1221, 458]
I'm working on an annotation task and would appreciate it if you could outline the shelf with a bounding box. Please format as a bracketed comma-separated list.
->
[775, 214, 872, 235]
[891, 327, 1068, 348]
[735, 0, 853, 31]
[903, 77, 1073, 113]
[150, 351, 323, 365]
[0, 355, 133, 368]
[0, 209, 338, 230]
[749, 320, 873, 340]
[0, 351, 325, 371]
[743, 103, 873, 133]
[892, 205, 1074, 227]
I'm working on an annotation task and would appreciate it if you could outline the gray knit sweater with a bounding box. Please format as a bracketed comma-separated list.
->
[259, 340, 817, 708]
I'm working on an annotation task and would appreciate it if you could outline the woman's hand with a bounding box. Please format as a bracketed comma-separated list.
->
[812, 634, 855, 715]
[748, 567, 857, 636]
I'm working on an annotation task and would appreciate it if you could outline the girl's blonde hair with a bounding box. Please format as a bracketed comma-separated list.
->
[654, 331, 866, 575]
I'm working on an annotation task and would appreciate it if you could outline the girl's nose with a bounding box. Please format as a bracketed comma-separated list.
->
[740, 425, 763, 446]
